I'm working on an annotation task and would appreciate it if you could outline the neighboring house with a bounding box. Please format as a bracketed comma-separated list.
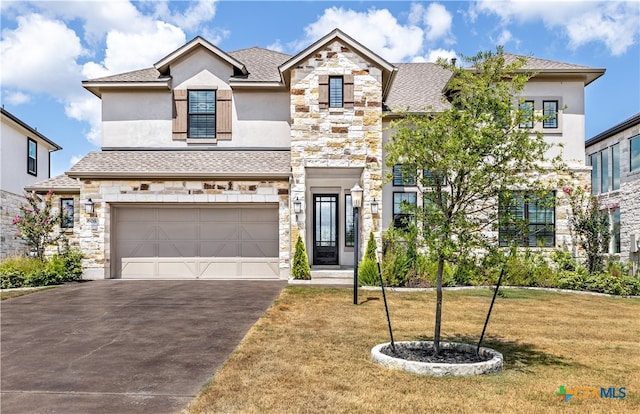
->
[0, 107, 62, 259]
[35, 29, 604, 279]
[585, 113, 640, 264]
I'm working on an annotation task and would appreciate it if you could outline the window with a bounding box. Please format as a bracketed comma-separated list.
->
[27, 138, 37, 175]
[600, 147, 610, 193]
[612, 144, 620, 191]
[188, 90, 216, 138]
[499, 192, 555, 247]
[345, 194, 354, 247]
[543, 100, 558, 128]
[631, 135, 640, 172]
[329, 76, 343, 108]
[423, 170, 446, 186]
[590, 153, 599, 194]
[61, 198, 74, 229]
[611, 209, 621, 254]
[519, 100, 534, 129]
[393, 165, 416, 186]
[393, 192, 417, 230]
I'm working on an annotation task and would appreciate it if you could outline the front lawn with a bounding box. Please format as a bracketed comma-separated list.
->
[186, 287, 640, 414]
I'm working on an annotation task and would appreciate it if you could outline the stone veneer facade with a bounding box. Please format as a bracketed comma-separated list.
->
[289, 39, 383, 261]
[0, 190, 28, 259]
[586, 118, 640, 266]
[67, 179, 289, 278]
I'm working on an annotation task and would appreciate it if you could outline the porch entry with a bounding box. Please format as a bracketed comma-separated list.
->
[313, 194, 339, 265]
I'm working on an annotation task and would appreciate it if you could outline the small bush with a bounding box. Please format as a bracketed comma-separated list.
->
[358, 233, 380, 286]
[0, 248, 84, 289]
[292, 235, 311, 280]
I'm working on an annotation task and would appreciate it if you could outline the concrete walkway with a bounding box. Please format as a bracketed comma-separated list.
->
[1, 280, 285, 414]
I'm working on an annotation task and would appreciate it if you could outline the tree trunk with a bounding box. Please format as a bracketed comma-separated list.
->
[433, 256, 445, 356]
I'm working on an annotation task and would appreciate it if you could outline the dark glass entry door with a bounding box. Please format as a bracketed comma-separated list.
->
[313, 194, 339, 265]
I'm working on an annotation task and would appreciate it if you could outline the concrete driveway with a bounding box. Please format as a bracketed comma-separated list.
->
[1, 280, 286, 414]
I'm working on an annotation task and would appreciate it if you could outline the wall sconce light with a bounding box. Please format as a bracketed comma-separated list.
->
[293, 197, 302, 214]
[371, 198, 379, 215]
[84, 198, 95, 215]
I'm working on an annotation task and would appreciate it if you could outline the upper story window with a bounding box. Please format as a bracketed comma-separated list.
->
[519, 100, 534, 129]
[543, 100, 558, 128]
[631, 135, 640, 172]
[61, 198, 74, 229]
[590, 144, 620, 194]
[188, 90, 216, 139]
[318, 75, 354, 109]
[423, 170, 447, 186]
[329, 76, 344, 108]
[27, 138, 37, 176]
[499, 191, 555, 248]
[393, 165, 416, 186]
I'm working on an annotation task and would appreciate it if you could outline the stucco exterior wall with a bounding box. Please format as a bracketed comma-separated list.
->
[76, 179, 290, 279]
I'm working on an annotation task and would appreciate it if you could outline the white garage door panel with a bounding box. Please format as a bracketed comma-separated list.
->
[114, 205, 279, 279]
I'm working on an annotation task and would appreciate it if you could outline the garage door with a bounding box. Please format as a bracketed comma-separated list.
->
[113, 205, 279, 279]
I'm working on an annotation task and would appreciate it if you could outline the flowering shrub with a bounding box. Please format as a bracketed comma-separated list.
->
[13, 190, 63, 260]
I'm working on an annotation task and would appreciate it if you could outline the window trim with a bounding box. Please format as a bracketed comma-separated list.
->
[499, 191, 556, 248]
[630, 135, 640, 172]
[612, 143, 620, 191]
[188, 89, 217, 139]
[328, 76, 344, 108]
[27, 138, 37, 176]
[542, 100, 558, 129]
[60, 198, 74, 229]
[345, 194, 354, 247]
[393, 191, 417, 230]
[519, 100, 534, 129]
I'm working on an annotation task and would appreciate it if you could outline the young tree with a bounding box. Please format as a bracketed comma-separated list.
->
[385, 48, 560, 355]
[13, 190, 63, 260]
[565, 185, 611, 274]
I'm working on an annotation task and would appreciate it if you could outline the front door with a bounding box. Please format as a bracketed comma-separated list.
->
[313, 194, 339, 265]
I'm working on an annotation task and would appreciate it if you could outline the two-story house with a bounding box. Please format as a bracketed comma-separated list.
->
[1, 107, 62, 259]
[36, 29, 604, 279]
[585, 113, 640, 268]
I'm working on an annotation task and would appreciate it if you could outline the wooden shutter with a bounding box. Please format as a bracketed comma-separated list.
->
[318, 75, 329, 109]
[344, 74, 354, 108]
[216, 89, 232, 140]
[172, 89, 188, 141]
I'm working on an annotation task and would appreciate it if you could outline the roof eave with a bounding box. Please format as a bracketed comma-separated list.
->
[586, 113, 640, 146]
[24, 185, 81, 194]
[66, 171, 291, 180]
[81, 81, 172, 98]
[0, 108, 62, 151]
[228, 81, 287, 89]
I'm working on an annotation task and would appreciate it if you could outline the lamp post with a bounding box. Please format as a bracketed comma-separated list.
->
[351, 183, 363, 305]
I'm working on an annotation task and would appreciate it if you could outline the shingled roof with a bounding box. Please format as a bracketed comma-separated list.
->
[229, 47, 292, 82]
[66, 150, 291, 179]
[25, 174, 81, 193]
[386, 63, 452, 112]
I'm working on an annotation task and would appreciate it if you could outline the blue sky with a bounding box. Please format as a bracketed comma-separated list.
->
[1, 0, 639, 177]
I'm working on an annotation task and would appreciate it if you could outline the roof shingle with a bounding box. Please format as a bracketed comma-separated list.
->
[25, 174, 81, 193]
[67, 150, 291, 179]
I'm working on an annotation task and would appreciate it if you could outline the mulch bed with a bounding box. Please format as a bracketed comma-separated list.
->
[381, 344, 491, 364]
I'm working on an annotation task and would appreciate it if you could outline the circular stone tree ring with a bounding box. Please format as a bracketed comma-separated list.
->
[371, 341, 503, 377]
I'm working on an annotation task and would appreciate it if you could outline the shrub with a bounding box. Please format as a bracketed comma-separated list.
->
[358, 233, 380, 286]
[291, 235, 311, 280]
[0, 248, 84, 288]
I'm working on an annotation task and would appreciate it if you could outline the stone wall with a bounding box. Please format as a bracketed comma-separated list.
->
[77, 179, 290, 279]
[0, 190, 27, 259]
[289, 39, 383, 261]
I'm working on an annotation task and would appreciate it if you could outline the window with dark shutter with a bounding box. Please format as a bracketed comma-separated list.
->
[216, 89, 232, 140]
[319, 75, 329, 109]
[172, 89, 188, 141]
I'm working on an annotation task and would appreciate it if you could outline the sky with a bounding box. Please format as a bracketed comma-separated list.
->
[1, 0, 639, 177]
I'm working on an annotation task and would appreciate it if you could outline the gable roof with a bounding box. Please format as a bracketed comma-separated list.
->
[82, 67, 169, 97]
[1, 107, 62, 150]
[229, 47, 292, 83]
[386, 63, 452, 112]
[25, 174, 80, 193]
[154, 36, 248, 76]
[67, 150, 291, 179]
[585, 112, 640, 147]
[278, 29, 398, 98]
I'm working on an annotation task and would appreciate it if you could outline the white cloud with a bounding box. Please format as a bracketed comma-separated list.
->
[422, 48, 459, 64]
[423, 3, 455, 43]
[64, 95, 102, 146]
[300, 7, 424, 62]
[0, 13, 85, 99]
[69, 154, 85, 168]
[150, 0, 218, 32]
[496, 29, 513, 46]
[267, 40, 285, 53]
[4, 91, 31, 105]
[473, 0, 639, 56]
